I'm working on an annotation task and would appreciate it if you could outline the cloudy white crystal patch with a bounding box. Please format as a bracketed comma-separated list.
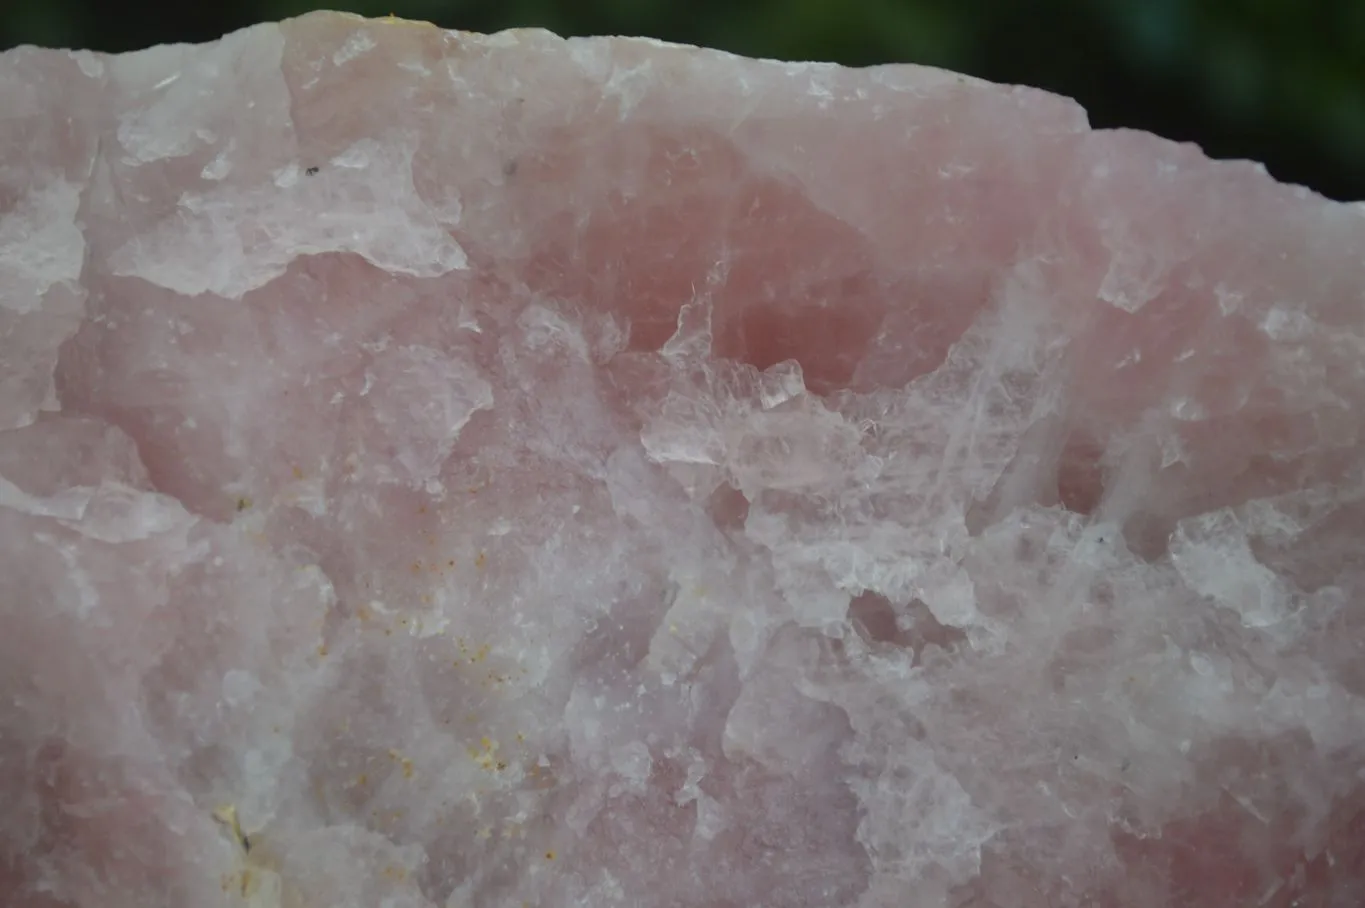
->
[110, 137, 469, 299]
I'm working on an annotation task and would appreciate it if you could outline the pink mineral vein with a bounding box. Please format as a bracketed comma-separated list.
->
[1, 10, 1364, 908]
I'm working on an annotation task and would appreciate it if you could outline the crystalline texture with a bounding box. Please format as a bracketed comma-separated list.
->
[2, 11, 1365, 908]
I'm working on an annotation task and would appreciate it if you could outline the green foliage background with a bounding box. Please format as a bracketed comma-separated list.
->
[3, 0, 1363, 200]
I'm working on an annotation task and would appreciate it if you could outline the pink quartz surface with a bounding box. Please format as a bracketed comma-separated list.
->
[2, 11, 1364, 907]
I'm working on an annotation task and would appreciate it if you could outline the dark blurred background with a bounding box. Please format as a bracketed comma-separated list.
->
[3, 0, 1363, 201]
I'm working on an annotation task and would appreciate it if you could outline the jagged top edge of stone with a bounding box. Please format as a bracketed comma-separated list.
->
[13, 9, 989, 78]
[5, 8, 1357, 206]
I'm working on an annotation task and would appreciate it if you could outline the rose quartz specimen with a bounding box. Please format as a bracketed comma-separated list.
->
[2, 10, 1364, 907]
